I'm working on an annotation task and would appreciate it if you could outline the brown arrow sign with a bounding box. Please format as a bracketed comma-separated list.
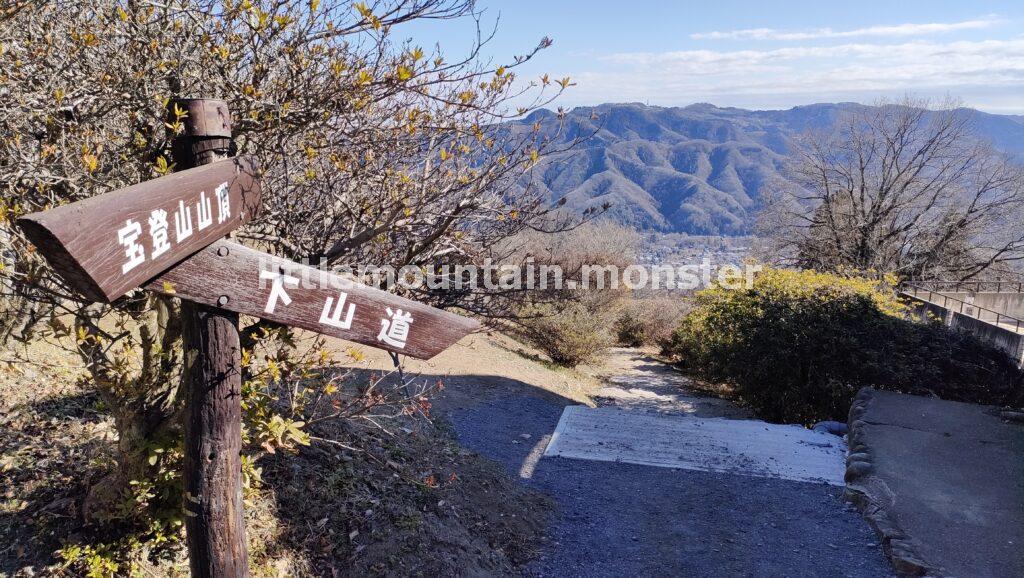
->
[146, 240, 480, 359]
[17, 157, 260, 302]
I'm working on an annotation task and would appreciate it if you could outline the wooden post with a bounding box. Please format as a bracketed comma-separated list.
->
[19, 95, 476, 577]
[13, 91, 484, 575]
[170, 98, 249, 578]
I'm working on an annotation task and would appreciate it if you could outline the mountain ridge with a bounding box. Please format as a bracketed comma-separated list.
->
[513, 102, 1024, 235]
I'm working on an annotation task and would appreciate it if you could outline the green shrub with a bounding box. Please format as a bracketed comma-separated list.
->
[613, 310, 646, 347]
[666, 267, 1023, 423]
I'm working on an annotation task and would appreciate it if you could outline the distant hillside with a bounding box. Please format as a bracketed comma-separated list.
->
[512, 103, 1024, 235]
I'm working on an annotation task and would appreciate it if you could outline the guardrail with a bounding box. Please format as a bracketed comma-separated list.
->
[907, 280, 1024, 294]
[901, 284, 1024, 334]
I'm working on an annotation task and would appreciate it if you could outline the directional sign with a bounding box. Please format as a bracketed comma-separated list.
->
[17, 157, 260, 302]
[146, 240, 480, 359]
[12, 97, 482, 578]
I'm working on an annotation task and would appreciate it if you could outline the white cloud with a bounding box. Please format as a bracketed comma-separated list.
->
[598, 39, 1024, 84]
[691, 16, 1003, 41]
[554, 38, 1024, 113]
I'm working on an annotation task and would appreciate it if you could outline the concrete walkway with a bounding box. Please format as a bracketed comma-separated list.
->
[545, 405, 848, 485]
[847, 389, 1024, 577]
[558, 348, 848, 485]
[443, 348, 892, 576]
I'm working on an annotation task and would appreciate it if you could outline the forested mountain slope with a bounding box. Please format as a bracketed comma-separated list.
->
[513, 103, 1024, 235]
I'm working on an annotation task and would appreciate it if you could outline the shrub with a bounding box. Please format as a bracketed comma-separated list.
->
[519, 300, 615, 367]
[614, 310, 646, 347]
[666, 267, 1024, 423]
[512, 221, 638, 366]
[0, 1, 572, 571]
[614, 297, 689, 349]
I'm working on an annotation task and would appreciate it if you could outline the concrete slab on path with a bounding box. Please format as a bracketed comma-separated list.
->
[544, 405, 847, 485]
[846, 388, 1024, 577]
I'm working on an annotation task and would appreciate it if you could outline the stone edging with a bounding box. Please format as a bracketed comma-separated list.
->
[845, 387, 937, 577]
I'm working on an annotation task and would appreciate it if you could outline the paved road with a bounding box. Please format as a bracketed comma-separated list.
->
[848, 389, 1024, 577]
[442, 348, 893, 577]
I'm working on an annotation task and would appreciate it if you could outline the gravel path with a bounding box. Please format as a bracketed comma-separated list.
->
[442, 348, 893, 577]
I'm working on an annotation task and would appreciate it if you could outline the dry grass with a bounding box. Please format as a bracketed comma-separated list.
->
[333, 331, 601, 407]
[0, 332, 582, 577]
[259, 416, 553, 577]
[1, 357, 109, 574]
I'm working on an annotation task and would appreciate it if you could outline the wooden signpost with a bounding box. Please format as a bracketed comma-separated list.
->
[18, 157, 261, 302]
[16, 99, 479, 577]
[147, 239, 477, 359]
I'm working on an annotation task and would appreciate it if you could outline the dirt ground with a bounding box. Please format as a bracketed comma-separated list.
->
[335, 331, 601, 407]
[1, 328, 897, 577]
[0, 331, 603, 577]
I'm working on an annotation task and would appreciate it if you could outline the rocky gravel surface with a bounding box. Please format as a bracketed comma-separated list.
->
[443, 348, 894, 577]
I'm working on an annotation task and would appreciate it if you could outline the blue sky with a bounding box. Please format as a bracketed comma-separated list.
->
[396, 0, 1024, 113]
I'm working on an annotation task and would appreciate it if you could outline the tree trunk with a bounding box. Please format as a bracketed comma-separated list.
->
[77, 298, 183, 522]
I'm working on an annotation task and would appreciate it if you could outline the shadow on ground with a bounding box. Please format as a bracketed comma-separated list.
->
[434, 366, 893, 577]
[0, 391, 109, 575]
[1, 355, 894, 577]
[260, 369, 566, 577]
